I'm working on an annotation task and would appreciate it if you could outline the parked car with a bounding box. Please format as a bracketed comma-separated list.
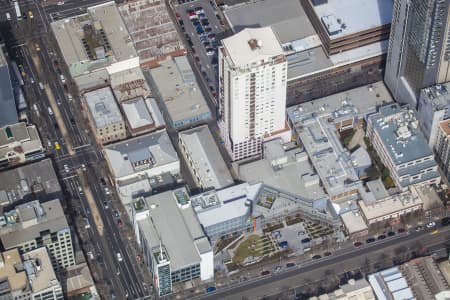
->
[261, 270, 271, 276]
[286, 262, 296, 268]
[205, 286, 216, 293]
[366, 238, 376, 243]
[353, 241, 363, 247]
[278, 241, 288, 249]
[206, 48, 215, 56]
[312, 254, 321, 260]
[426, 221, 436, 228]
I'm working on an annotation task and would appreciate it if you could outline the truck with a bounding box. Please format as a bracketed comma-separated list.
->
[13, 0, 21, 20]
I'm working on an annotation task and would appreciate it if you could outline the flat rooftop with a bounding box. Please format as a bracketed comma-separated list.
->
[148, 56, 210, 125]
[0, 48, 18, 127]
[340, 210, 368, 234]
[239, 140, 326, 199]
[368, 104, 433, 165]
[0, 249, 27, 293]
[179, 125, 233, 190]
[0, 158, 62, 206]
[191, 182, 262, 228]
[439, 119, 450, 136]
[359, 188, 423, 221]
[117, 0, 184, 64]
[103, 130, 178, 179]
[224, 0, 316, 43]
[420, 82, 450, 111]
[0, 123, 43, 161]
[137, 188, 209, 270]
[222, 27, 284, 67]
[22, 247, 59, 294]
[110, 67, 152, 102]
[122, 97, 154, 130]
[311, 0, 393, 39]
[85, 87, 123, 129]
[62, 263, 95, 296]
[0, 199, 68, 249]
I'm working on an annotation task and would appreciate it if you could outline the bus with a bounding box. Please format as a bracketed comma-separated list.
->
[13, 0, 21, 20]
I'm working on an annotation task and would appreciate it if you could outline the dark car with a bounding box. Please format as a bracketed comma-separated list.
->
[204, 27, 213, 33]
[186, 9, 194, 14]
[323, 251, 332, 257]
[201, 19, 209, 26]
[398, 228, 406, 233]
[312, 255, 321, 260]
[278, 241, 288, 249]
[261, 270, 271, 276]
[117, 219, 123, 227]
[100, 178, 107, 186]
[196, 28, 204, 34]
[366, 238, 376, 243]
[377, 235, 386, 240]
[301, 238, 311, 244]
[354, 241, 363, 247]
[179, 20, 184, 26]
[192, 20, 200, 26]
[387, 231, 395, 237]
[441, 217, 450, 226]
[202, 41, 211, 47]
[286, 262, 296, 268]
[205, 287, 216, 293]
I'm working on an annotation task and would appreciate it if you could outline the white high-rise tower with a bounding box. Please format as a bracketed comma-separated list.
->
[218, 27, 290, 161]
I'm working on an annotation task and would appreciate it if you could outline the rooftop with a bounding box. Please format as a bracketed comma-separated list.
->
[340, 210, 368, 234]
[190, 182, 262, 228]
[85, 87, 124, 129]
[179, 125, 233, 190]
[358, 187, 423, 221]
[224, 0, 316, 44]
[368, 267, 415, 300]
[0, 123, 43, 162]
[135, 188, 210, 270]
[117, 0, 185, 65]
[148, 56, 210, 125]
[22, 247, 60, 294]
[368, 104, 433, 165]
[103, 130, 178, 179]
[0, 48, 18, 127]
[222, 27, 284, 67]
[439, 119, 450, 136]
[238, 139, 326, 199]
[310, 0, 393, 39]
[110, 67, 152, 102]
[51, 2, 137, 76]
[0, 158, 62, 206]
[420, 83, 450, 111]
[122, 97, 154, 130]
[0, 199, 69, 249]
[0, 249, 28, 294]
[62, 263, 96, 297]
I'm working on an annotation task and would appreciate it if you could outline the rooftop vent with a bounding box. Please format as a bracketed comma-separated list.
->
[248, 39, 262, 50]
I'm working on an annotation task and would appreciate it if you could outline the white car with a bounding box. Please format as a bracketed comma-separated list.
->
[117, 252, 123, 262]
[426, 221, 436, 228]
[57, 1, 64, 5]
[64, 164, 70, 173]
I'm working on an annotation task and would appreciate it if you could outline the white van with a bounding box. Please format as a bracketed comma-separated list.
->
[117, 252, 123, 262]
[6, 13, 11, 21]
[38, 82, 44, 90]
[60, 74, 66, 83]
[47, 107, 53, 115]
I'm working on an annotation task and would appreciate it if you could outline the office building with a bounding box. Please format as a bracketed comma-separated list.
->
[178, 125, 233, 190]
[0, 248, 64, 300]
[132, 188, 213, 296]
[0, 122, 44, 169]
[366, 104, 441, 190]
[61, 263, 99, 299]
[385, 0, 450, 107]
[0, 46, 18, 127]
[148, 56, 211, 129]
[121, 97, 165, 136]
[0, 199, 75, 270]
[51, 2, 138, 90]
[0, 158, 62, 206]
[224, 0, 392, 105]
[84, 87, 126, 145]
[435, 119, 450, 181]
[219, 27, 290, 161]
[103, 130, 179, 185]
[417, 83, 450, 148]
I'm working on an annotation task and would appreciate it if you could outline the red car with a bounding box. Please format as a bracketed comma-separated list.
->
[354, 241, 363, 247]
[175, 12, 180, 18]
[117, 219, 123, 227]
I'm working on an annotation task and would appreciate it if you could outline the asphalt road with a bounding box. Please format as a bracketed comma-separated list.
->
[0, 1, 152, 299]
[192, 226, 450, 299]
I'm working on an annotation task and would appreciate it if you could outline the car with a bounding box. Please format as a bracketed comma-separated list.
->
[312, 254, 321, 259]
[415, 225, 424, 232]
[117, 219, 123, 227]
[190, 17, 199, 23]
[198, 13, 206, 19]
[261, 270, 271, 276]
[323, 251, 332, 256]
[30, 77, 34, 84]
[194, 7, 204, 13]
[103, 201, 109, 209]
[202, 41, 211, 47]
[35, 43, 40, 51]
[274, 265, 282, 273]
[104, 187, 111, 195]
[398, 228, 406, 233]
[354, 241, 363, 247]
[366, 238, 376, 243]
[201, 19, 210, 26]
[64, 164, 70, 173]
[192, 20, 200, 26]
[175, 12, 180, 18]
[113, 210, 120, 218]
[22, 12, 27, 19]
[100, 177, 107, 186]
[57, 1, 64, 5]
[81, 164, 86, 171]
[301, 238, 311, 244]
[188, 11, 196, 17]
[209, 85, 215, 91]
[186, 9, 194, 14]
[441, 217, 450, 226]
[387, 231, 395, 237]
[179, 19, 183, 26]
[116, 252, 123, 262]
[206, 48, 215, 56]
[195, 56, 200, 62]
[204, 27, 213, 33]
[205, 286, 216, 293]
[187, 39, 194, 47]
[208, 33, 216, 40]
[426, 221, 436, 228]
[54, 142, 60, 150]
[286, 262, 296, 268]
[196, 28, 204, 34]
[60, 74, 66, 83]
[377, 234, 386, 240]
[28, 11, 33, 19]
[278, 241, 288, 249]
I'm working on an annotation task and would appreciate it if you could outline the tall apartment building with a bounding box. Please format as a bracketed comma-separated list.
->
[0, 199, 75, 270]
[435, 119, 450, 181]
[385, 0, 450, 108]
[218, 27, 290, 161]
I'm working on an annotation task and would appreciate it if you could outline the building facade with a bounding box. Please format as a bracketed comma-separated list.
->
[385, 0, 450, 108]
[435, 119, 450, 181]
[0, 200, 75, 270]
[219, 27, 290, 161]
[366, 104, 441, 190]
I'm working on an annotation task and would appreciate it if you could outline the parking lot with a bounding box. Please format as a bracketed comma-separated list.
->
[174, 0, 229, 105]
